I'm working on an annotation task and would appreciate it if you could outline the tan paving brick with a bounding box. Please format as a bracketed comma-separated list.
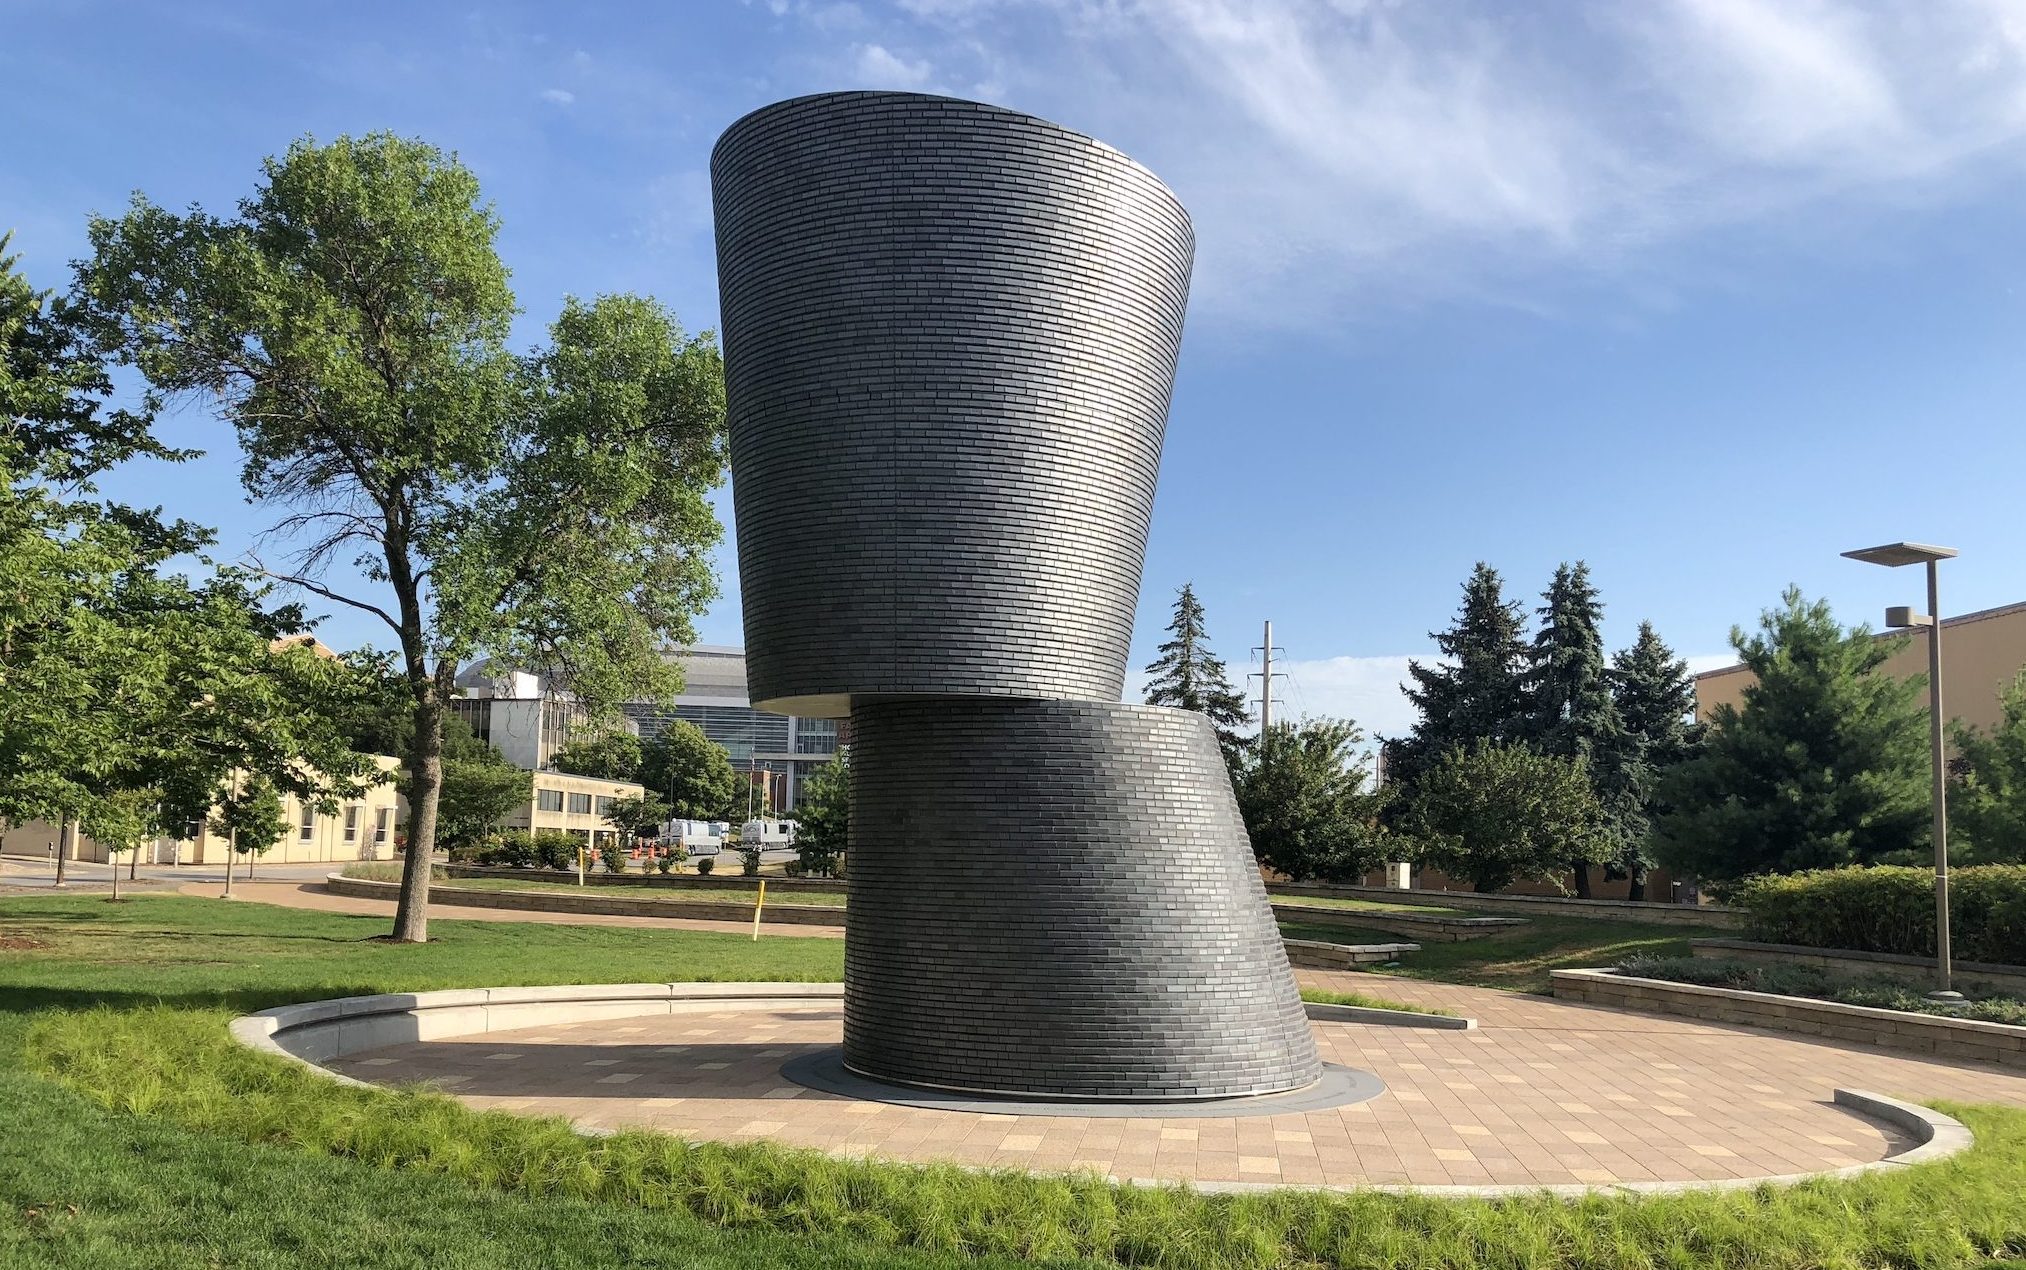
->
[320, 968, 2026, 1191]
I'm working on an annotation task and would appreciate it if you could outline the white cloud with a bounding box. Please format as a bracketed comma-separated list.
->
[852, 42, 934, 89]
[793, 0, 2026, 325]
[539, 87, 575, 105]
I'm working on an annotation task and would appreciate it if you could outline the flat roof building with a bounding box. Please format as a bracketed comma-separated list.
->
[1694, 599, 2026, 732]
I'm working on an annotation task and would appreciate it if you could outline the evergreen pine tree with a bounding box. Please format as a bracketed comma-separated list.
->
[1389, 563, 1531, 794]
[1143, 583, 1251, 767]
[1654, 589, 1929, 886]
[1527, 562, 1630, 896]
[1609, 621, 1699, 898]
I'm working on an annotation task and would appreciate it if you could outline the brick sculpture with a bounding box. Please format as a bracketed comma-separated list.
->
[712, 91, 1320, 1099]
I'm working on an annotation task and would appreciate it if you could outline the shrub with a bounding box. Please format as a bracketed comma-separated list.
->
[695, 856, 714, 875]
[532, 831, 578, 872]
[491, 830, 536, 869]
[1733, 865, 2026, 966]
[598, 839, 629, 875]
[656, 853, 676, 875]
[740, 843, 762, 878]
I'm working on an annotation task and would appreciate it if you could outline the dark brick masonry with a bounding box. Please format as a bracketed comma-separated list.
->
[712, 91, 1321, 1098]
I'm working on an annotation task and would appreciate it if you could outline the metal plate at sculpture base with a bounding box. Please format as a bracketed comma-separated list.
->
[780, 1047, 1385, 1119]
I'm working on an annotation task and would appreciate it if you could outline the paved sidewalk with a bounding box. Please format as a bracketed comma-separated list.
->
[326, 970, 2026, 1191]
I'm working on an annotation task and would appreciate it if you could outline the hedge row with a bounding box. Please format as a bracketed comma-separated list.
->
[445, 830, 583, 872]
[1733, 865, 2026, 966]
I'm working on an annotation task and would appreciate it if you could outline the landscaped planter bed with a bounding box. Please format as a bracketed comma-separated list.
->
[1690, 937, 2026, 997]
[1284, 937, 1420, 971]
[1551, 967, 2026, 1069]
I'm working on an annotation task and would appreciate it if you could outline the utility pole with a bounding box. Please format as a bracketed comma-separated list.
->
[1249, 620, 1286, 745]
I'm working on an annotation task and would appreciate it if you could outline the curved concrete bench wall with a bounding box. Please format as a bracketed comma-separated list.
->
[232, 982, 847, 1078]
[227, 983, 1967, 1197]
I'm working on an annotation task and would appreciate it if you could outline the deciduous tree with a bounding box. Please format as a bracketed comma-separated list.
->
[792, 749, 849, 878]
[3, 238, 377, 881]
[80, 133, 727, 940]
[1235, 717, 1390, 883]
[427, 718, 533, 851]
[604, 792, 673, 841]
[1404, 740, 1605, 893]
[550, 731, 644, 782]
[638, 721, 741, 821]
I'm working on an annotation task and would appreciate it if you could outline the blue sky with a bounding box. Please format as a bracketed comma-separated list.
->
[8, 0, 2026, 737]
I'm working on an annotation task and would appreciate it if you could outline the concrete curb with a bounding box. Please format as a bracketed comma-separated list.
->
[1302, 1000, 1475, 1030]
[1551, 967, 2026, 1070]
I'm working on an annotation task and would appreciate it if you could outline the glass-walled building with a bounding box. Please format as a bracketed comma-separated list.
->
[623, 646, 839, 811]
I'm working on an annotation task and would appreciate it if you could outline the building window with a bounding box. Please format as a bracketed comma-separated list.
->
[568, 792, 592, 814]
[594, 796, 615, 815]
[297, 803, 315, 842]
[794, 718, 838, 754]
[343, 806, 360, 843]
[374, 808, 392, 843]
[623, 703, 790, 761]
[536, 788, 564, 813]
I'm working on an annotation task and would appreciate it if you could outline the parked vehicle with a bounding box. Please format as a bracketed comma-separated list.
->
[667, 819, 730, 857]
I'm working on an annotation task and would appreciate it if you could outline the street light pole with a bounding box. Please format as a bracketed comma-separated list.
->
[1922, 556, 1953, 999]
[1841, 541, 1961, 1000]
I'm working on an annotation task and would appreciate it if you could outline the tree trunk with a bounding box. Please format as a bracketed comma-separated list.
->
[54, 818, 70, 887]
[1626, 869, 1646, 903]
[1572, 864, 1593, 898]
[390, 685, 445, 943]
[110, 850, 120, 900]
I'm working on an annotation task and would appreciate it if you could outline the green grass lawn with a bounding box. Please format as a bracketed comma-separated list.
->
[1264, 893, 1471, 917]
[5, 893, 2026, 1269]
[1357, 918, 1725, 995]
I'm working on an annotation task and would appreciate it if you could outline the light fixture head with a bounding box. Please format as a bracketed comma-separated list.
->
[1884, 605, 1935, 629]
[1842, 542, 1959, 568]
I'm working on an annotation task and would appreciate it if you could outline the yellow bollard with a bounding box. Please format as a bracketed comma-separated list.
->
[577, 848, 586, 887]
[751, 879, 766, 941]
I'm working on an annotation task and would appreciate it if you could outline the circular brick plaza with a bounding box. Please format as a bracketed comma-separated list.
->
[311, 969, 2026, 1193]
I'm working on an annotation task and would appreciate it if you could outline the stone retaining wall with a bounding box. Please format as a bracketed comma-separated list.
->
[325, 874, 844, 926]
[1551, 968, 2026, 1070]
[1689, 938, 2026, 997]
[1270, 883, 1742, 928]
[1284, 938, 1419, 970]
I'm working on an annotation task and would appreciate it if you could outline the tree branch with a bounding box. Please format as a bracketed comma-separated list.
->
[247, 557, 401, 635]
